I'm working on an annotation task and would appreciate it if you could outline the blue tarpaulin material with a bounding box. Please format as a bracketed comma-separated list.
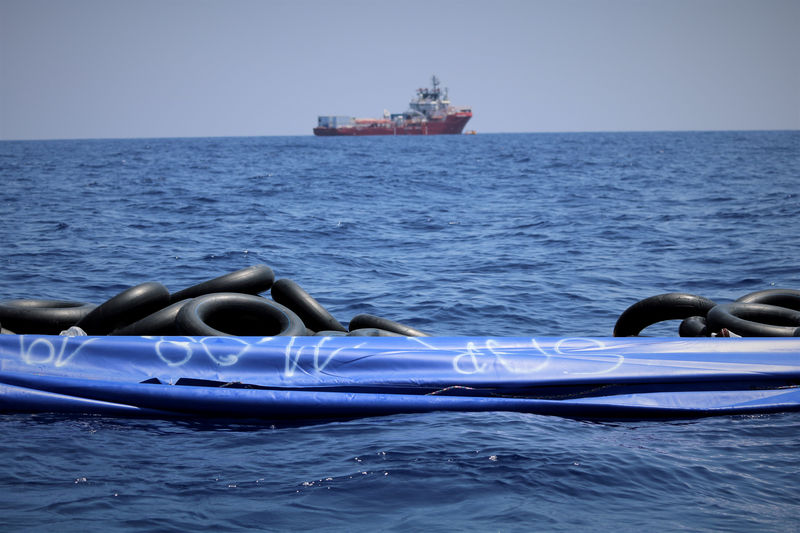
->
[1, 335, 799, 420]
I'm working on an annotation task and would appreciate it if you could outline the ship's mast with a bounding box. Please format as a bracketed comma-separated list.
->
[409, 75, 451, 118]
[430, 75, 449, 103]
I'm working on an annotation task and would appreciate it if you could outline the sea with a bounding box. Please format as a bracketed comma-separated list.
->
[0, 131, 798, 531]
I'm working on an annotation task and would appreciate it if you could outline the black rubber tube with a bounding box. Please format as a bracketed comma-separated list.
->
[706, 302, 800, 337]
[314, 330, 348, 337]
[679, 316, 709, 337]
[613, 293, 718, 337]
[0, 299, 97, 334]
[175, 293, 306, 337]
[271, 278, 346, 332]
[736, 289, 800, 311]
[111, 299, 191, 335]
[348, 313, 430, 337]
[169, 265, 275, 304]
[347, 328, 404, 337]
[76, 282, 171, 335]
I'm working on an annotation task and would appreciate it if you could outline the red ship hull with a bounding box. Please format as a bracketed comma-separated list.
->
[314, 111, 472, 136]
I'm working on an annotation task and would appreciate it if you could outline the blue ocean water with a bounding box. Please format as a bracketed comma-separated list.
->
[1, 131, 799, 531]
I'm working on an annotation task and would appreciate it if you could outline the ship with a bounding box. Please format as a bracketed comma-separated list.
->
[313, 76, 472, 136]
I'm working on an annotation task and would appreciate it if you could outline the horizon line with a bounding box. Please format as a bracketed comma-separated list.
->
[2, 128, 799, 143]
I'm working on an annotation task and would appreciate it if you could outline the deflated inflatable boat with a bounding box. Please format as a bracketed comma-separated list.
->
[2, 334, 800, 421]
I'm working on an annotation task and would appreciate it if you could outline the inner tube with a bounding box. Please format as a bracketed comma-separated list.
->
[0, 299, 97, 334]
[348, 313, 430, 337]
[679, 316, 709, 337]
[347, 328, 404, 337]
[736, 289, 800, 311]
[706, 302, 800, 337]
[169, 265, 275, 304]
[175, 293, 306, 336]
[314, 330, 348, 337]
[271, 278, 347, 332]
[613, 293, 717, 337]
[111, 299, 191, 336]
[76, 282, 171, 335]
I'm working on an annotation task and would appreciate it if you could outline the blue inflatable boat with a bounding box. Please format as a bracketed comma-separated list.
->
[2, 334, 799, 421]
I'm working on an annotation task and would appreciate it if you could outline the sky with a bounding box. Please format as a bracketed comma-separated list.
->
[1, 0, 798, 140]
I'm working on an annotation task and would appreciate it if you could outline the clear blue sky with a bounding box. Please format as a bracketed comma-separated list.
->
[1, 0, 798, 139]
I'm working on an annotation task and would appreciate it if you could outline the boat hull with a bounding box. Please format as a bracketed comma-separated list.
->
[2, 335, 800, 422]
[314, 113, 472, 136]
